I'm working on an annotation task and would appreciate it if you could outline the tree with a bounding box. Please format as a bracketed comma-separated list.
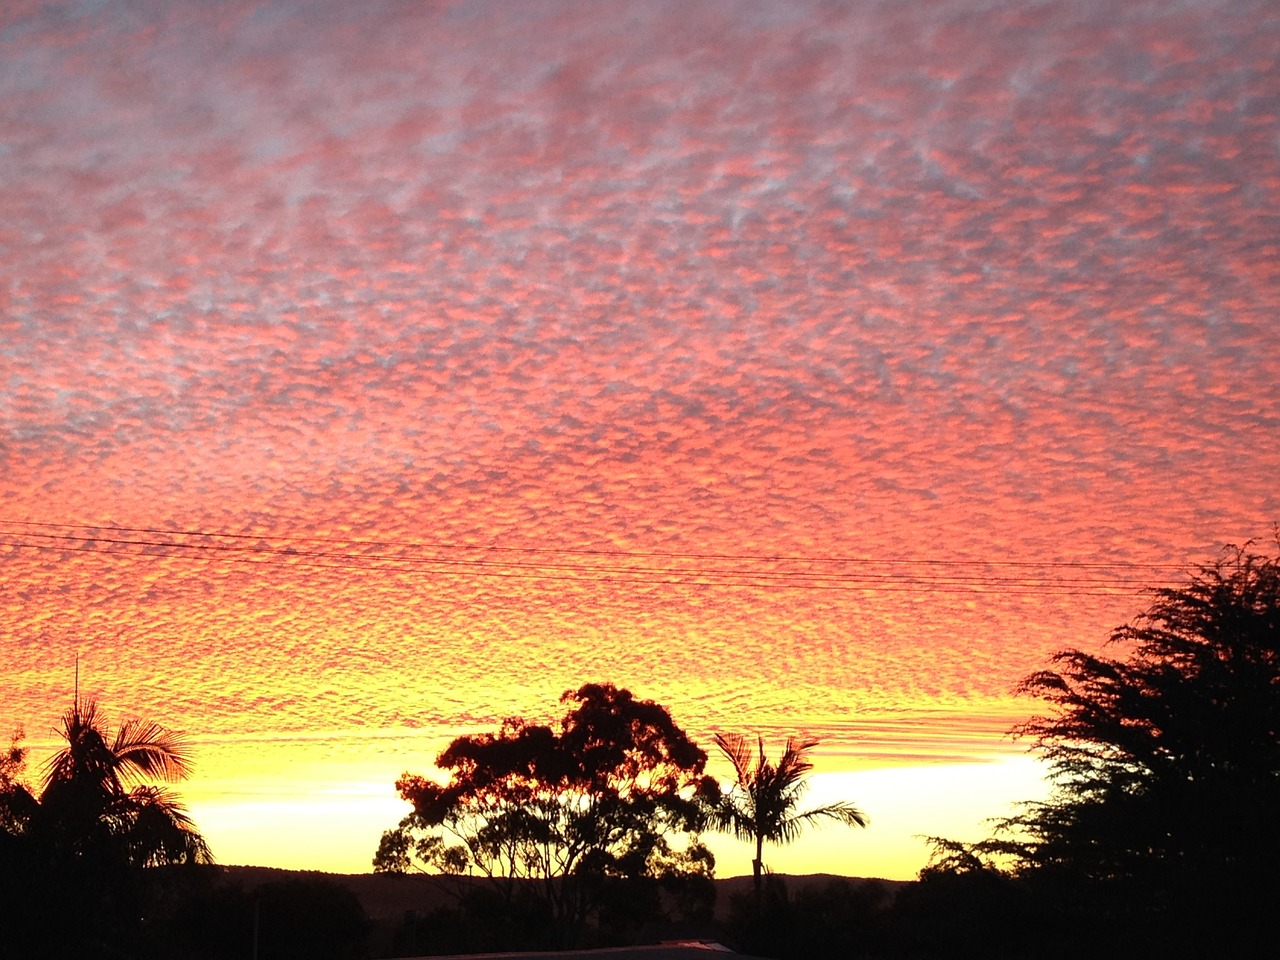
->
[978, 541, 1280, 956]
[374, 683, 718, 947]
[39, 696, 212, 868]
[711, 734, 866, 902]
[0, 730, 41, 935]
[0, 730, 35, 835]
[0, 699, 211, 958]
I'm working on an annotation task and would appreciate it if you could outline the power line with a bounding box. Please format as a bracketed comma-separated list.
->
[0, 519, 1179, 597]
[0, 519, 1188, 569]
[0, 539, 1141, 595]
[0, 528, 1163, 584]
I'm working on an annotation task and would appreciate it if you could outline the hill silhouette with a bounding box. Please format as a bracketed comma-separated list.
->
[216, 864, 907, 956]
[219, 863, 907, 923]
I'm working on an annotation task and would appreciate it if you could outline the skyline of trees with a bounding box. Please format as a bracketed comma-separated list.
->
[911, 539, 1280, 958]
[5, 537, 1278, 956]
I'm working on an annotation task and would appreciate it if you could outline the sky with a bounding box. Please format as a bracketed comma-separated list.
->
[1, 0, 1278, 881]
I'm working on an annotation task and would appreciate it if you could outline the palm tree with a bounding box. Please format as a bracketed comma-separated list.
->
[0, 700, 211, 955]
[712, 733, 866, 900]
[40, 697, 212, 866]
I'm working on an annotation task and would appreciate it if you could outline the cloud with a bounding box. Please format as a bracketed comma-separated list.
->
[1, 0, 1277, 770]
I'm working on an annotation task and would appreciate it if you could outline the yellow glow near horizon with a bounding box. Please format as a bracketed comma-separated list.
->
[181, 747, 1050, 881]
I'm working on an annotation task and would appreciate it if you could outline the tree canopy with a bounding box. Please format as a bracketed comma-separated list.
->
[374, 682, 718, 947]
[934, 541, 1280, 957]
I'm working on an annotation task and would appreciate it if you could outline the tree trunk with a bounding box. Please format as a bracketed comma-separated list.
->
[752, 831, 764, 908]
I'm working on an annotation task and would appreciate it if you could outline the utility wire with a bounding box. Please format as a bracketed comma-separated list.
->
[0, 538, 1139, 595]
[0, 520, 1179, 596]
[0, 528, 1163, 584]
[0, 519, 1188, 568]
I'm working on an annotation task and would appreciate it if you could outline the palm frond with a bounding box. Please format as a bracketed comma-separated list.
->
[112, 719, 194, 784]
[713, 733, 756, 787]
[790, 801, 869, 831]
[43, 698, 116, 793]
[124, 785, 215, 866]
[773, 738, 818, 788]
[710, 792, 759, 842]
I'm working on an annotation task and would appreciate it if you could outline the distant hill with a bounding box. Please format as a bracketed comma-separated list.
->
[215, 864, 910, 924]
[208, 867, 912, 958]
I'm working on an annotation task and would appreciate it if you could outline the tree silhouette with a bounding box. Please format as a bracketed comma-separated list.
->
[375, 683, 717, 947]
[0, 730, 35, 834]
[0, 699, 211, 958]
[934, 540, 1280, 957]
[711, 733, 866, 902]
[39, 696, 211, 868]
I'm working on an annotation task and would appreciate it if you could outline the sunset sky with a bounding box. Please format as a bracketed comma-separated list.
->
[2, 0, 1278, 881]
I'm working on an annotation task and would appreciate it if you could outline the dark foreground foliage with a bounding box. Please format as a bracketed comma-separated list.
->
[715, 540, 1280, 960]
[902, 541, 1280, 960]
[382, 870, 718, 956]
[0, 697, 371, 959]
[1, 699, 212, 959]
[724, 875, 896, 960]
[157, 873, 371, 960]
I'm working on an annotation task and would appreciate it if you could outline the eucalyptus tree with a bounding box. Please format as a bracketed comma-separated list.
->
[375, 683, 718, 947]
[712, 733, 867, 900]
